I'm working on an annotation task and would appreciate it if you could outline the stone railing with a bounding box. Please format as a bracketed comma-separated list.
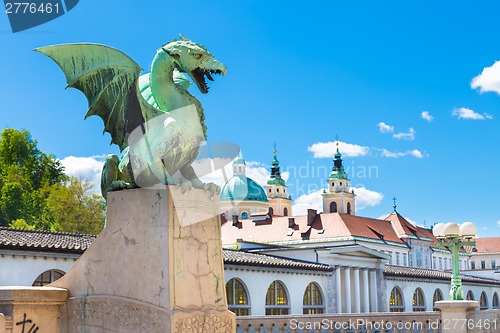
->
[235, 307, 500, 333]
[467, 309, 500, 333]
[236, 312, 442, 333]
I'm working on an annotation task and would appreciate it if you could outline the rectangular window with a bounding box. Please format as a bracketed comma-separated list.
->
[492, 260, 496, 269]
[403, 253, 408, 266]
[388, 251, 393, 265]
[481, 260, 486, 269]
[433, 257, 436, 269]
[409, 253, 413, 267]
[396, 252, 400, 265]
[439, 258, 443, 270]
[471, 261, 475, 270]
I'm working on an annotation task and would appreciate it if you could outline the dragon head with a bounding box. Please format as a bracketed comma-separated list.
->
[162, 35, 227, 94]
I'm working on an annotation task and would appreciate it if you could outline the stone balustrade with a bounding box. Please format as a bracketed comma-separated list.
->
[236, 312, 441, 333]
[467, 309, 500, 333]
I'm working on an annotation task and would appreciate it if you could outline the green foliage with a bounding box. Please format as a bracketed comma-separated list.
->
[9, 219, 35, 230]
[0, 128, 105, 234]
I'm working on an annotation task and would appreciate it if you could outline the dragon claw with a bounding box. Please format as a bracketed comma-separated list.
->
[202, 182, 220, 197]
[180, 180, 193, 193]
[108, 180, 133, 192]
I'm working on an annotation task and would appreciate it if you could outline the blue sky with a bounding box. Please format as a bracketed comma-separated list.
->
[1, 1, 499, 236]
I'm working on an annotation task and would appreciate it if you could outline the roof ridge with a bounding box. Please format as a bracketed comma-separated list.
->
[0, 226, 97, 238]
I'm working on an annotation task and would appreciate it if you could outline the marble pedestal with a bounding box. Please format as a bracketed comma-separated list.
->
[52, 187, 235, 332]
[435, 300, 479, 333]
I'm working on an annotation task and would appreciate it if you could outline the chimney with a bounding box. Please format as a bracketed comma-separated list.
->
[232, 215, 239, 227]
[307, 209, 317, 226]
[288, 217, 296, 228]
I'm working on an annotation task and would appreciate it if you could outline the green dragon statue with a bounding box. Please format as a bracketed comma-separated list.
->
[37, 36, 227, 199]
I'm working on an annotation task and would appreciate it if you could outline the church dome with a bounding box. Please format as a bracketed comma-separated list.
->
[220, 175, 269, 202]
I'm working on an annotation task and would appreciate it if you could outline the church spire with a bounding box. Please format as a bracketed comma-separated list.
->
[266, 143, 292, 216]
[232, 154, 246, 176]
[330, 140, 348, 180]
[268, 143, 285, 186]
[322, 137, 356, 215]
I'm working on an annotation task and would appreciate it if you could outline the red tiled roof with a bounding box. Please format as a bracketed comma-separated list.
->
[384, 212, 434, 239]
[474, 238, 500, 253]
[221, 212, 404, 245]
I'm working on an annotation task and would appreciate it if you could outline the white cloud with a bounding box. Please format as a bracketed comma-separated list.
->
[377, 122, 394, 133]
[409, 149, 424, 158]
[291, 186, 383, 216]
[471, 60, 500, 95]
[496, 221, 500, 227]
[352, 187, 384, 210]
[392, 127, 416, 140]
[421, 111, 433, 122]
[291, 189, 324, 216]
[307, 141, 370, 158]
[245, 161, 272, 186]
[451, 107, 492, 120]
[380, 149, 425, 159]
[60, 155, 105, 193]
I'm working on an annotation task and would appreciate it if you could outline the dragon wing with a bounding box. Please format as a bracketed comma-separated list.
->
[36, 43, 164, 152]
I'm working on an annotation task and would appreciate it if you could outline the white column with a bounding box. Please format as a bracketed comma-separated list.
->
[369, 269, 378, 312]
[353, 267, 361, 313]
[362, 268, 370, 313]
[335, 266, 342, 313]
[344, 266, 351, 313]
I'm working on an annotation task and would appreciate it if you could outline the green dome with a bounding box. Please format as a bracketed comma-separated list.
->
[329, 169, 349, 180]
[220, 175, 268, 202]
[329, 147, 349, 180]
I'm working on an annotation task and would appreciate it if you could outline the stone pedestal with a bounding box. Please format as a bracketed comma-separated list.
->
[52, 187, 235, 332]
[435, 300, 479, 333]
[0, 287, 68, 333]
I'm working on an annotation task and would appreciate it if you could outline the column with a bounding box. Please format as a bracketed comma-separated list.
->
[369, 269, 378, 312]
[353, 267, 361, 313]
[362, 268, 370, 313]
[335, 266, 342, 313]
[344, 266, 351, 313]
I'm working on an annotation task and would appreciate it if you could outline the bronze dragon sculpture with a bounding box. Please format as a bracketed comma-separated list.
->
[37, 35, 227, 199]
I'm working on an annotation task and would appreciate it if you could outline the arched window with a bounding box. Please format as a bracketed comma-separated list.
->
[416, 252, 422, 268]
[412, 288, 426, 312]
[466, 290, 475, 301]
[433, 288, 443, 310]
[32, 269, 65, 286]
[221, 212, 226, 219]
[226, 278, 250, 316]
[265, 281, 289, 315]
[240, 211, 248, 220]
[303, 282, 324, 314]
[330, 201, 338, 213]
[493, 292, 499, 309]
[480, 291, 488, 310]
[283, 207, 288, 216]
[347, 202, 352, 215]
[389, 287, 405, 312]
[268, 207, 274, 216]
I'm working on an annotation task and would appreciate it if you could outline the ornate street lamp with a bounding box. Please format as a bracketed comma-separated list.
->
[432, 222, 476, 300]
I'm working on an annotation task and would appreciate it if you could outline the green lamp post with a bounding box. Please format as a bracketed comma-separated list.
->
[432, 222, 477, 300]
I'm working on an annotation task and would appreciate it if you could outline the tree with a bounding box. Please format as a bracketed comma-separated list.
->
[45, 177, 105, 234]
[0, 128, 105, 233]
